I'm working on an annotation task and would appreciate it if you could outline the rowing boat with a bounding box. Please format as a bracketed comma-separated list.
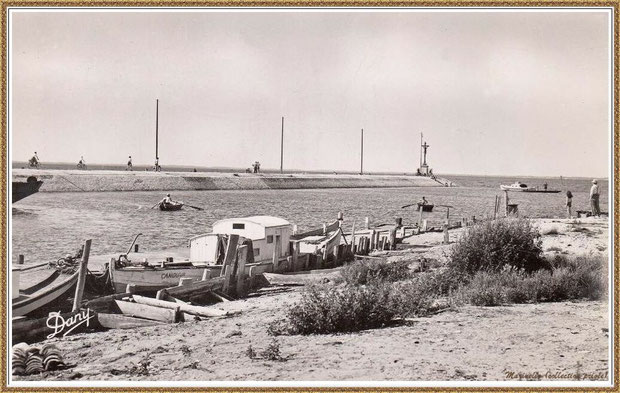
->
[159, 201, 184, 211]
[12, 269, 79, 317]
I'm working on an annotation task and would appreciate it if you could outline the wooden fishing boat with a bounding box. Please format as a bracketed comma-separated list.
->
[109, 259, 207, 294]
[109, 216, 297, 294]
[416, 204, 434, 212]
[159, 201, 184, 211]
[293, 224, 342, 256]
[12, 176, 43, 203]
[12, 269, 79, 317]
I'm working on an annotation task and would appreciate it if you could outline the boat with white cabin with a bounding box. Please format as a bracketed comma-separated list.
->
[108, 215, 341, 294]
[500, 182, 532, 191]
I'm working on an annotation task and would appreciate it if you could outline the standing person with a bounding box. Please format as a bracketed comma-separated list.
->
[565, 190, 573, 218]
[590, 179, 600, 217]
[126, 156, 133, 171]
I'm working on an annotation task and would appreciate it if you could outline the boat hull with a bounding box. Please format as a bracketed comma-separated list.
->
[522, 189, 561, 193]
[110, 264, 208, 294]
[416, 204, 434, 212]
[500, 185, 530, 191]
[159, 202, 183, 211]
[12, 270, 79, 317]
[12, 177, 43, 203]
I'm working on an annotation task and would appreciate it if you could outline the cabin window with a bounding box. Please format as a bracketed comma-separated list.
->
[267, 235, 273, 243]
[232, 223, 245, 229]
[253, 248, 260, 257]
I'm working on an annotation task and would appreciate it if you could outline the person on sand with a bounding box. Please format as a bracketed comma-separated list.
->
[565, 190, 573, 218]
[590, 179, 600, 217]
[126, 156, 133, 171]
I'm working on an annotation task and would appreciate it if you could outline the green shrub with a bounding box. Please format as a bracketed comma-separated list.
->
[388, 276, 441, 317]
[452, 255, 606, 305]
[448, 218, 548, 275]
[284, 283, 395, 335]
[340, 259, 411, 286]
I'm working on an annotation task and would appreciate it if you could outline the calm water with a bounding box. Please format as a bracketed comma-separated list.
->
[11, 175, 608, 265]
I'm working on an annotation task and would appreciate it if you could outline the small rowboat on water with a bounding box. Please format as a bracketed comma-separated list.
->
[416, 204, 434, 212]
[159, 202, 184, 211]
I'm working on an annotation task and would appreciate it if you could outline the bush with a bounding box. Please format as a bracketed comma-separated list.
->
[452, 255, 606, 305]
[448, 218, 548, 275]
[388, 276, 442, 317]
[283, 283, 395, 335]
[340, 259, 411, 285]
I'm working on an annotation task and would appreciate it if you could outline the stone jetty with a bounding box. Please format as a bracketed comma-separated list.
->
[12, 169, 446, 193]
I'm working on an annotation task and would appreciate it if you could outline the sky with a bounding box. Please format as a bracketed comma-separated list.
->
[9, 10, 611, 177]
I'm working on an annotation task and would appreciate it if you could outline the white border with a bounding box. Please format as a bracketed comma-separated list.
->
[5, 6, 615, 389]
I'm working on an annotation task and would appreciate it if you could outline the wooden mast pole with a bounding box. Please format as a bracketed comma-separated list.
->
[155, 99, 159, 162]
[280, 116, 284, 173]
[360, 128, 364, 175]
[420, 132, 423, 169]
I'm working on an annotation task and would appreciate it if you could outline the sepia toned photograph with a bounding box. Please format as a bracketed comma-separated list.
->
[5, 6, 615, 389]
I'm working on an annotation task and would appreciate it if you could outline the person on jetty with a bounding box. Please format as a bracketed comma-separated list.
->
[29, 152, 40, 168]
[126, 156, 133, 171]
[566, 190, 573, 218]
[78, 156, 86, 169]
[590, 179, 600, 217]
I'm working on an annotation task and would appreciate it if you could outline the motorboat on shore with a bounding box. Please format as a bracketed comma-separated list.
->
[108, 216, 326, 294]
[500, 182, 532, 191]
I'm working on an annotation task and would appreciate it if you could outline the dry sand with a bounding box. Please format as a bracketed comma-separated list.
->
[15, 217, 610, 383]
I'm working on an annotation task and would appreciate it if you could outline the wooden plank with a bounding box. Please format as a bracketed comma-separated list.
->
[236, 246, 248, 297]
[97, 313, 165, 329]
[272, 236, 281, 271]
[221, 235, 240, 293]
[263, 268, 343, 285]
[210, 291, 232, 302]
[164, 276, 225, 298]
[132, 295, 228, 318]
[114, 299, 178, 323]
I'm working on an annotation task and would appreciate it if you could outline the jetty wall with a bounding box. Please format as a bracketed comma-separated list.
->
[12, 169, 447, 193]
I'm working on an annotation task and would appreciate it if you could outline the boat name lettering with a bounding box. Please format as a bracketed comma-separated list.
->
[161, 272, 185, 280]
[46, 308, 94, 339]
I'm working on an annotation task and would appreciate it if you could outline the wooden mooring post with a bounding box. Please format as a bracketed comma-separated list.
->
[235, 245, 248, 297]
[221, 234, 240, 293]
[72, 239, 92, 312]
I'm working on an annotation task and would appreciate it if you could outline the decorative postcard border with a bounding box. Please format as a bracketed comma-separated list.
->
[0, 2, 617, 392]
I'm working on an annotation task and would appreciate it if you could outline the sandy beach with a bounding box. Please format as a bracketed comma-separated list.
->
[14, 217, 610, 383]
